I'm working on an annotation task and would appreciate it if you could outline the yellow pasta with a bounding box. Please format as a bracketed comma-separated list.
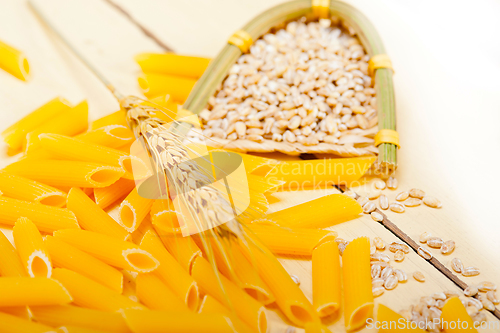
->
[342, 237, 374, 331]
[0, 311, 57, 333]
[0, 39, 30, 81]
[122, 309, 234, 333]
[93, 178, 135, 210]
[198, 295, 255, 333]
[90, 110, 128, 129]
[248, 222, 337, 256]
[4, 160, 125, 188]
[138, 73, 196, 101]
[0, 171, 66, 207]
[13, 217, 52, 278]
[51, 268, 145, 312]
[0, 229, 27, 277]
[156, 226, 202, 273]
[24, 100, 89, 150]
[0, 277, 72, 307]
[76, 125, 135, 148]
[30, 304, 131, 333]
[140, 230, 199, 311]
[312, 240, 341, 318]
[44, 236, 123, 293]
[304, 322, 333, 333]
[191, 256, 268, 333]
[266, 193, 362, 228]
[118, 187, 155, 233]
[2, 97, 71, 151]
[136, 273, 189, 311]
[0, 197, 79, 233]
[150, 198, 181, 234]
[53, 229, 158, 273]
[67, 187, 129, 241]
[376, 304, 426, 332]
[56, 326, 110, 333]
[38, 133, 151, 180]
[135, 53, 210, 79]
[440, 297, 478, 333]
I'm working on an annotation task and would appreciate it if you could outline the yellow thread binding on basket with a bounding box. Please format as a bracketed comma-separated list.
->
[374, 129, 400, 148]
[175, 109, 200, 128]
[368, 54, 393, 77]
[312, 0, 330, 19]
[228, 30, 253, 53]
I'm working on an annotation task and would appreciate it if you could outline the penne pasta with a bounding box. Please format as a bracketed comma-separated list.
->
[198, 295, 256, 333]
[38, 133, 151, 180]
[247, 222, 337, 256]
[155, 226, 201, 273]
[91, 110, 128, 129]
[266, 193, 362, 228]
[30, 305, 131, 333]
[140, 230, 199, 311]
[2, 97, 71, 151]
[51, 268, 145, 312]
[67, 187, 129, 241]
[76, 125, 135, 148]
[0, 171, 66, 207]
[0, 39, 30, 81]
[0, 230, 28, 277]
[118, 187, 154, 233]
[135, 53, 210, 79]
[376, 304, 426, 332]
[136, 273, 189, 311]
[191, 256, 268, 333]
[440, 297, 478, 333]
[0, 305, 32, 320]
[56, 326, 110, 333]
[0, 277, 72, 307]
[53, 229, 159, 273]
[138, 73, 196, 101]
[13, 217, 52, 278]
[0, 311, 57, 333]
[0, 197, 79, 233]
[44, 236, 123, 293]
[342, 237, 374, 331]
[150, 198, 181, 234]
[122, 309, 234, 333]
[4, 160, 125, 188]
[312, 240, 341, 318]
[304, 322, 333, 333]
[24, 100, 89, 150]
[93, 178, 135, 209]
[121, 270, 138, 303]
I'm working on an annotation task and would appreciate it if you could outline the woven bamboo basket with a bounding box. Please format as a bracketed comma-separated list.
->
[181, 0, 397, 177]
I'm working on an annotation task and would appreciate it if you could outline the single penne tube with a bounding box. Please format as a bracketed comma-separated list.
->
[38, 133, 151, 180]
[265, 156, 376, 189]
[122, 309, 234, 333]
[0, 305, 31, 320]
[191, 256, 268, 333]
[0, 311, 57, 333]
[376, 304, 426, 332]
[440, 297, 478, 333]
[0, 197, 79, 233]
[51, 268, 145, 312]
[136, 273, 189, 311]
[140, 230, 199, 311]
[30, 305, 131, 333]
[24, 101, 89, 150]
[13, 217, 52, 278]
[312, 241, 341, 318]
[76, 125, 135, 148]
[247, 222, 337, 256]
[265, 193, 362, 228]
[2, 97, 71, 151]
[0, 171, 66, 207]
[53, 229, 159, 273]
[0, 277, 72, 307]
[138, 73, 196, 101]
[4, 160, 125, 188]
[135, 53, 210, 79]
[0, 40, 30, 81]
[155, 226, 202, 273]
[118, 187, 154, 233]
[44, 236, 123, 293]
[91, 110, 128, 129]
[93, 178, 135, 209]
[342, 237, 374, 331]
[238, 238, 318, 327]
[0, 227, 28, 277]
[67, 187, 129, 240]
[150, 198, 181, 234]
